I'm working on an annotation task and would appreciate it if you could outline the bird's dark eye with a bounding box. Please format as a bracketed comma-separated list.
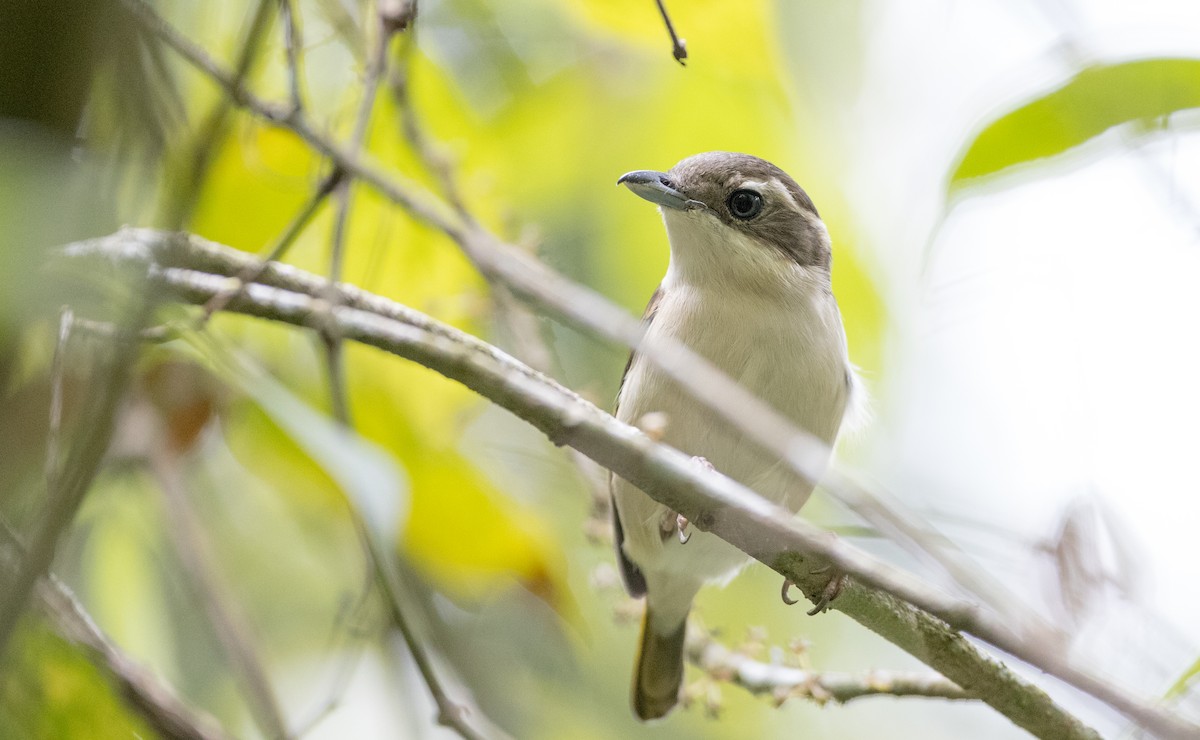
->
[727, 189, 763, 220]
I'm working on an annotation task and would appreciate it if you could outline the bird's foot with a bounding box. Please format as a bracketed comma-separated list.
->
[781, 578, 800, 605]
[676, 513, 691, 544]
[656, 457, 713, 545]
[781, 567, 847, 616]
[806, 568, 846, 615]
[659, 510, 691, 544]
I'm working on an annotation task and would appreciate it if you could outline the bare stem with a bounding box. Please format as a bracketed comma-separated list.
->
[202, 167, 343, 320]
[279, 0, 305, 112]
[363, 530, 499, 740]
[159, 0, 276, 227]
[322, 3, 397, 427]
[685, 625, 970, 704]
[44, 307, 73, 496]
[386, 20, 473, 222]
[654, 0, 688, 65]
[152, 454, 290, 739]
[0, 301, 143, 664]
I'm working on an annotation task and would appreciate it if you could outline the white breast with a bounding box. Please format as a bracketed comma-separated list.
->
[612, 259, 853, 590]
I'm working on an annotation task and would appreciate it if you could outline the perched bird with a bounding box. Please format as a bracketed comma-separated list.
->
[612, 152, 858, 720]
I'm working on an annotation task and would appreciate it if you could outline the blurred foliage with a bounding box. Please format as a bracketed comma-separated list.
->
[950, 57, 1200, 189]
[1166, 656, 1200, 701]
[0, 621, 153, 739]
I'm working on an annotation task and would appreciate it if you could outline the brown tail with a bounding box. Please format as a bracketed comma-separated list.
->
[632, 607, 687, 721]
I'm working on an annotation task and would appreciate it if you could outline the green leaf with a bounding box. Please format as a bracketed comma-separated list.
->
[1164, 655, 1200, 700]
[187, 338, 409, 546]
[241, 370, 409, 545]
[949, 57, 1200, 188]
[0, 621, 155, 740]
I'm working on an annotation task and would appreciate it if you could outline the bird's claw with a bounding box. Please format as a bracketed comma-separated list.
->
[657, 457, 714, 545]
[660, 510, 692, 544]
[781, 578, 799, 605]
[780, 569, 847, 615]
[806, 571, 846, 616]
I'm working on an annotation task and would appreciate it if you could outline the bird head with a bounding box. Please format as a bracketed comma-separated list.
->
[618, 152, 831, 292]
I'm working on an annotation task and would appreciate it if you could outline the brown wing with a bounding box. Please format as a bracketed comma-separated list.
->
[615, 285, 664, 403]
[611, 286, 664, 598]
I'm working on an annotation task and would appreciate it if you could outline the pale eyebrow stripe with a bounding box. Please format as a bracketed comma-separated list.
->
[733, 178, 800, 211]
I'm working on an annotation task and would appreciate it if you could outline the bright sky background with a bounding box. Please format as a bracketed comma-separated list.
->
[814, 0, 1200, 725]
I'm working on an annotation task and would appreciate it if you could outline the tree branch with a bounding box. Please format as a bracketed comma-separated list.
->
[59, 230, 1181, 740]
[684, 626, 971, 705]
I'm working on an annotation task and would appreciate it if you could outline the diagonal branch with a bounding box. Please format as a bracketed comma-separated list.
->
[63, 230, 1171, 740]
[159, 0, 276, 227]
[66, 228, 1200, 738]
[654, 0, 688, 65]
[202, 167, 343, 319]
[311, 10, 491, 737]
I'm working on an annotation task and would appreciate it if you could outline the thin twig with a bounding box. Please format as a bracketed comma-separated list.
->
[363, 528, 497, 740]
[384, 5, 621, 560]
[0, 300, 144, 663]
[44, 307, 73, 495]
[289, 585, 375, 736]
[124, 0, 462, 234]
[654, 0, 687, 66]
[327, 6, 394, 291]
[322, 4, 397, 427]
[385, 10, 564, 392]
[64, 231, 1173, 740]
[318, 10, 491, 737]
[203, 167, 343, 320]
[151, 453, 290, 740]
[160, 0, 276, 227]
[685, 625, 970, 704]
[386, 19, 473, 222]
[279, 0, 305, 113]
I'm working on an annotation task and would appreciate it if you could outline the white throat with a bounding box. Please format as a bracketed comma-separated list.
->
[659, 208, 830, 297]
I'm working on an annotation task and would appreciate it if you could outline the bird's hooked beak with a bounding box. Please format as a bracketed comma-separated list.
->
[617, 170, 707, 211]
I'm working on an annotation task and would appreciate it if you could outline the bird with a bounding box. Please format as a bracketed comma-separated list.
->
[611, 152, 859, 721]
